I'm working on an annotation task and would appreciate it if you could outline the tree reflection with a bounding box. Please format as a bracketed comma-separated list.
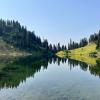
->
[89, 59, 100, 77]
[68, 58, 100, 77]
[0, 56, 66, 89]
[0, 56, 100, 89]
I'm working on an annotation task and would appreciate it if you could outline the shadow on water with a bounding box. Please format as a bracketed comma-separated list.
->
[0, 55, 100, 89]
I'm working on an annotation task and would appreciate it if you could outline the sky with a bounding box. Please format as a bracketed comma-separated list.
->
[0, 0, 100, 45]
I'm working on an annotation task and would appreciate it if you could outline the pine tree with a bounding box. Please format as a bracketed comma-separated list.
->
[96, 31, 100, 49]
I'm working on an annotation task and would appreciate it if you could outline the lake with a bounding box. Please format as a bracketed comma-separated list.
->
[0, 56, 100, 100]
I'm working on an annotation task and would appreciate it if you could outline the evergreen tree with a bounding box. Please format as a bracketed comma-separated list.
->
[96, 31, 100, 49]
[57, 43, 61, 51]
[53, 44, 57, 53]
[0, 19, 53, 52]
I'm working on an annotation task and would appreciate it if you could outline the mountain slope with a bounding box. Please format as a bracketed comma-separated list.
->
[69, 43, 97, 55]
[57, 43, 97, 56]
[0, 19, 50, 52]
[0, 37, 31, 57]
[57, 43, 100, 65]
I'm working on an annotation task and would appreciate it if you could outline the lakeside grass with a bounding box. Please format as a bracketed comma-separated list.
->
[69, 43, 97, 55]
[57, 43, 100, 65]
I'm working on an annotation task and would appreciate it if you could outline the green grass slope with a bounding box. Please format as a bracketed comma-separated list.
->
[57, 43, 100, 65]
[69, 43, 97, 55]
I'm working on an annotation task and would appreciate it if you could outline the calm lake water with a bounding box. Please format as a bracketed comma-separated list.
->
[0, 56, 100, 100]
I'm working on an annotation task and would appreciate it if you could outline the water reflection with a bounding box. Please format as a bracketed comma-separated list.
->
[68, 58, 88, 71]
[89, 59, 100, 77]
[0, 56, 100, 89]
[68, 58, 100, 78]
[0, 56, 67, 89]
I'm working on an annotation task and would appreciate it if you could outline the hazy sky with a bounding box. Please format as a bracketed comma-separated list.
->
[0, 0, 100, 45]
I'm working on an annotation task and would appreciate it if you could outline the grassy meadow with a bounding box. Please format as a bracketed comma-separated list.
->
[57, 43, 100, 65]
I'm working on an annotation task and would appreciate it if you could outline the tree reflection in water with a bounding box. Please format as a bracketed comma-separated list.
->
[0, 56, 100, 89]
[0, 56, 66, 89]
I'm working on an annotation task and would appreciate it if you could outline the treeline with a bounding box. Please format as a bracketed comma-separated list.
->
[0, 19, 44, 51]
[68, 31, 100, 50]
[0, 19, 67, 53]
[49, 43, 67, 53]
[90, 31, 100, 49]
[68, 38, 88, 50]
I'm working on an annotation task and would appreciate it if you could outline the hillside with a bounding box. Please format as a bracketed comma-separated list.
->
[0, 19, 57, 57]
[0, 19, 51, 53]
[0, 37, 31, 57]
[57, 43, 100, 65]
[69, 43, 97, 55]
